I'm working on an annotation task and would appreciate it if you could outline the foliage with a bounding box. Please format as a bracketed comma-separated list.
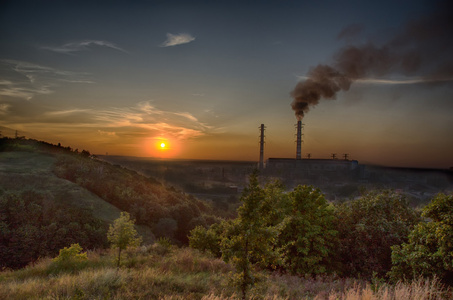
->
[53, 243, 87, 263]
[220, 171, 279, 299]
[390, 193, 453, 284]
[189, 222, 225, 258]
[1, 246, 451, 300]
[153, 217, 178, 240]
[49, 244, 88, 274]
[276, 185, 338, 275]
[335, 190, 420, 278]
[53, 150, 216, 245]
[0, 190, 107, 270]
[190, 178, 340, 279]
[107, 212, 142, 267]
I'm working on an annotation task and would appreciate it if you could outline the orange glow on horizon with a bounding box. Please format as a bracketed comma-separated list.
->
[142, 137, 182, 158]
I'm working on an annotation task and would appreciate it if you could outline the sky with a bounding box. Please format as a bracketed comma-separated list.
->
[1, 0, 452, 168]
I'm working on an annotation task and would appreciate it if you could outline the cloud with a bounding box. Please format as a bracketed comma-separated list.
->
[356, 77, 453, 85]
[0, 99, 215, 144]
[160, 33, 195, 47]
[45, 108, 92, 116]
[173, 112, 199, 122]
[0, 60, 93, 100]
[98, 130, 117, 136]
[42, 40, 128, 54]
[0, 103, 10, 114]
[94, 101, 211, 135]
[295, 75, 453, 86]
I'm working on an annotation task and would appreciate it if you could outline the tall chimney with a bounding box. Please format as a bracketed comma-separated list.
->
[296, 120, 302, 160]
[259, 124, 265, 169]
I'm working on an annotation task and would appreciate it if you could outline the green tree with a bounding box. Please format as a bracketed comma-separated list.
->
[189, 221, 227, 257]
[335, 190, 420, 278]
[390, 193, 453, 284]
[107, 212, 142, 268]
[220, 171, 278, 300]
[276, 185, 338, 275]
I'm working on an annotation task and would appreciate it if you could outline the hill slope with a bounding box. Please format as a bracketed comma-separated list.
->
[0, 151, 122, 223]
[0, 138, 218, 269]
[1, 245, 450, 300]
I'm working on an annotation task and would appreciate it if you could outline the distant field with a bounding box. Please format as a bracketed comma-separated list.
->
[98, 155, 453, 205]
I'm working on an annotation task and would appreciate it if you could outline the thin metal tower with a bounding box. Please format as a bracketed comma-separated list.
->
[259, 124, 265, 169]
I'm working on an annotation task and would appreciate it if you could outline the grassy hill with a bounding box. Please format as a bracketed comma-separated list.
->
[1, 244, 449, 299]
[1, 137, 452, 299]
[0, 138, 218, 269]
[0, 151, 122, 223]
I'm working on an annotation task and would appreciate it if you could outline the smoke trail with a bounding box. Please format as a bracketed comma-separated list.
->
[291, 6, 453, 119]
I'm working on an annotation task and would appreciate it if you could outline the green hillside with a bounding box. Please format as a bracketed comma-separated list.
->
[1, 137, 452, 299]
[0, 138, 218, 269]
[0, 151, 122, 223]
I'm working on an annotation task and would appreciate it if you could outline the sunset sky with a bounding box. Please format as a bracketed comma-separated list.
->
[1, 0, 452, 168]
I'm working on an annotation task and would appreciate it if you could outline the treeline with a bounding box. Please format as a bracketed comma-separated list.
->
[189, 172, 453, 297]
[0, 190, 107, 269]
[0, 136, 91, 156]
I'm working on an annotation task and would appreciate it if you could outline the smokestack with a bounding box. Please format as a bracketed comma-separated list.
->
[259, 124, 265, 169]
[296, 120, 302, 160]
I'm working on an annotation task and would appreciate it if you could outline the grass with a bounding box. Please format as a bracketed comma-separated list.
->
[0, 151, 121, 223]
[0, 151, 155, 243]
[1, 245, 450, 300]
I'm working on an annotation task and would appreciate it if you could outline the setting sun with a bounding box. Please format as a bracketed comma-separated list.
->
[160, 143, 166, 148]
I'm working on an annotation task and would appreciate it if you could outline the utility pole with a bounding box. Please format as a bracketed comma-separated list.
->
[259, 124, 265, 170]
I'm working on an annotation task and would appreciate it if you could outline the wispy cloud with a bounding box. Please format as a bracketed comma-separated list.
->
[356, 77, 453, 85]
[0, 103, 10, 115]
[98, 130, 117, 136]
[0, 60, 93, 100]
[173, 112, 199, 122]
[160, 33, 195, 47]
[45, 109, 92, 116]
[0, 99, 214, 143]
[42, 40, 128, 54]
[94, 101, 211, 139]
[296, 74, 453, 85]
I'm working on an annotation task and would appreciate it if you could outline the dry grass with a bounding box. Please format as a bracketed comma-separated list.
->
[1, 246, 450, 300]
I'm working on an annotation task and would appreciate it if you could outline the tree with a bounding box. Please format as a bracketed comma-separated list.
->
[276, 185, 338, 275]
[189, 221, 226, 258]
[390, 193, 453, 284]
[335, 190, 420, 278]
[220, 171, 278, 300]
[107, 212, 142, 268]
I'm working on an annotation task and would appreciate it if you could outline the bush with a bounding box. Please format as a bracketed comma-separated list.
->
[49, 243, 88, 274]
[335, 190, 420, 278]
[390, 193, 453, 284]
[276, 185, 338, 275]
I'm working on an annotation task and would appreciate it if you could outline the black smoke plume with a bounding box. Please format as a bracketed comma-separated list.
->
[291, 6, 453, 120]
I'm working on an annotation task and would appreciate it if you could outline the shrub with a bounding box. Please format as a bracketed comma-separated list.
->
[335, 190, 420, 278]
[390, 193, 453, 284]
[49, 243, 88, 273]
[276, 185, 338, 275]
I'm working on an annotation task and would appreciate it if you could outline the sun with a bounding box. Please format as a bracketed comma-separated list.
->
[160, 142, 166, 148]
